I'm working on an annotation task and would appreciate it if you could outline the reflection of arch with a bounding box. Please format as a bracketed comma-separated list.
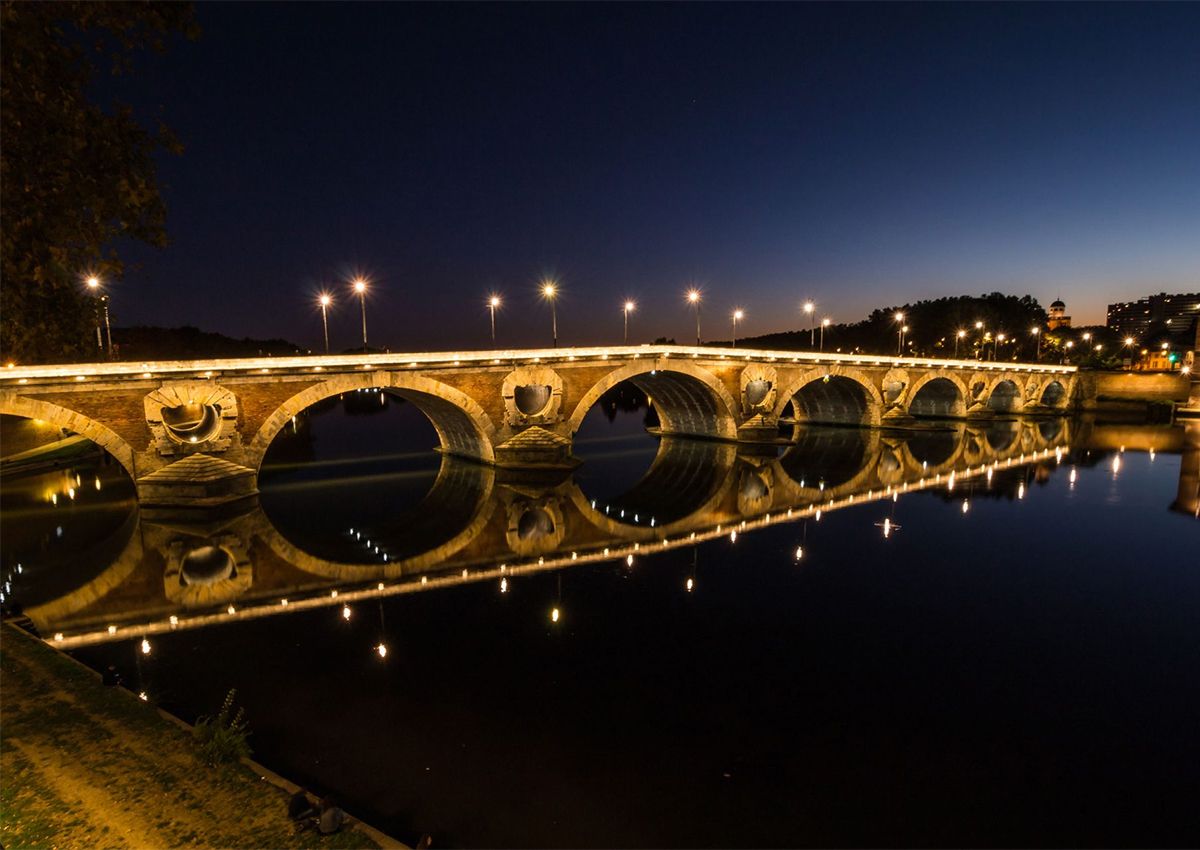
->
[259, 457, 497, 580]
[906, 373, 967, 418]
[23, 509, 143, 631]
[566, 363, 738, 441]
[775, 368, 883, 427]
[0, 392, 138, 478]
[777, 427, 872, 490]
[249, 373, 498, 469]
[983, 420, 1019, 453]
[903, 425, 968, 475]
[569, 439, 739, 537]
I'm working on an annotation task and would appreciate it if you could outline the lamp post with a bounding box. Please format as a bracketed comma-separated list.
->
[85, 276, 112, 358]
[1063, 340, 1074, 364]
[731, 309, 744, 348]
[488, 295, 500, 345]
[1031, 326, 1041, 361]
[955, 329, 966, 358]
[974, 321, 984, 359]
[894, 312, 905, 355]
[803, 301, 815, 348]
[687, 289, 702, 345]
[318, 294, 332, 354]
[996, 333, 1006, 361]
[820, 317, 831, 352]
[623, 300, 635, 345]
[1124, 336, 1136, 370]
[542, 281, 558, 347]
[352, 278, 368, 353]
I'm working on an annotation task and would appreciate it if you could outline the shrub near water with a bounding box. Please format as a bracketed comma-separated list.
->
[193, 688, 252, 766]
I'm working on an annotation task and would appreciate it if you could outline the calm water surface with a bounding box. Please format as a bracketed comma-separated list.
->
[2, 396, 1197, 847]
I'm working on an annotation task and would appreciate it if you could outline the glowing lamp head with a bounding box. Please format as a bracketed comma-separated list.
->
[376, 642, 388, 658]
[551, 607, 560, 623]
[957, 330, 966, 338]
[1031, 327, 1039, 335]
[901, 325, 909, 333]
[687, 289, 701, 304]
[85, 276, 100, 289]
[1124, 337, 1135, 346]
[541, 281, 557, 299]
[319, 294, 331, 307]
[894, 311, 904, 322]
[975, 321, 983, 329]
[733, 309, 744, 321]
[803, 301, 814, 313]
[624, 300, 635, 313]
[490, 295, 501, 307]
[822, 318, 831, 327]
[352, 278, 367, 294]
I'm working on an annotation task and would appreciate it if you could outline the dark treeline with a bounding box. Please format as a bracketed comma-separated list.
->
[111, 325, 301, 361]
[739, 292, 1194, 366]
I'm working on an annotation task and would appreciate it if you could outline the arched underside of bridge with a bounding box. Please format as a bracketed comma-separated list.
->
[1041, 380, 1067, 407]
[781, 374, 880, 428]
[0, 395, 138, 479]
[908, 376, 967, 418]
[987, 379, 1022, 413]
[904, 425, 967, 471]
[567, 364, 738, 441]
[251, 373, 499, 470]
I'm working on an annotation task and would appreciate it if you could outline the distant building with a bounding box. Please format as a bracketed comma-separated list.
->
[1106, 292, 1200, 338]
[1047, 298, 1071, 330]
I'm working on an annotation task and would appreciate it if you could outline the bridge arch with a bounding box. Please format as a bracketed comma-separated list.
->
[0, 392, 139, 479]
[772, 366, 883, 427]
[986, 378, 1023, 413]
[905, 372, 968, 418]
[565, 362, 738, 441]
[249, 372, 499, 470]
[1040, 379, 1068, 408]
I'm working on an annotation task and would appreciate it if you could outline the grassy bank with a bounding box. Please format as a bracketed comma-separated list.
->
[0, 625, 380, 849]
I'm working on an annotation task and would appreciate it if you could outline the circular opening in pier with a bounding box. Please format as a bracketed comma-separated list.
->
[161, 403, 222, 443]
[745, 379, 772, 408]
[514, 384, 553, 416]
[516, 507, 556, 540]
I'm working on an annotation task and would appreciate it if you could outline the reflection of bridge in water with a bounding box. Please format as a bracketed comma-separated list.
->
[21, 417, 1120, 648]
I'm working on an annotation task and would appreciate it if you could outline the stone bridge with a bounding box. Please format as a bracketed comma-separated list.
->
[24, 417, 1078, 647]
[1, 345, 1076, 503]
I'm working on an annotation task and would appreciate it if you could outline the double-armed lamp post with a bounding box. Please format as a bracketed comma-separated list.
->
[85, 276, 112, 359]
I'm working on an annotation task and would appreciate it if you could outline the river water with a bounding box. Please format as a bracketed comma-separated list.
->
[1, 395, 1197, 847]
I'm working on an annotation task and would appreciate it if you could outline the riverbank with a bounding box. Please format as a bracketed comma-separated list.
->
[0, 624, 385, 849]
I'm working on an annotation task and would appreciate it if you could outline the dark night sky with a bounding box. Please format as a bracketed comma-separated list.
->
[104, 2, 1199, 351]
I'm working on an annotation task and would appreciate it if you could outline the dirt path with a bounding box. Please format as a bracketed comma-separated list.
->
[1, 625, 380, 850]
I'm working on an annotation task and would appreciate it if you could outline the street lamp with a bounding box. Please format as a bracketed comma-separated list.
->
[85, 276, 113, 358]
[974, 321, 984, 359]
[623, 300, 635, 345]
[894, 312, 905, 355]
[731, 309, 744, 348]
[1030, 326, 1041, 361]
[955, 329, 966, 358]
[1063, 339, 1074, 364]
[803, 301, 815, 348]
[488, 294, 501, 345]
[687, 289, 702, 345]
[318, 294, 332, 354]
[820, 317, 831, 352]
[352, 278, 368, 353]
[1124, 336, 1136, 369]
[996, 333, 1006, 361]
[541, 280, 558, 347]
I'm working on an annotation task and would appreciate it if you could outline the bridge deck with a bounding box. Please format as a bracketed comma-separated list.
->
[3, 344, 1075, 387]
